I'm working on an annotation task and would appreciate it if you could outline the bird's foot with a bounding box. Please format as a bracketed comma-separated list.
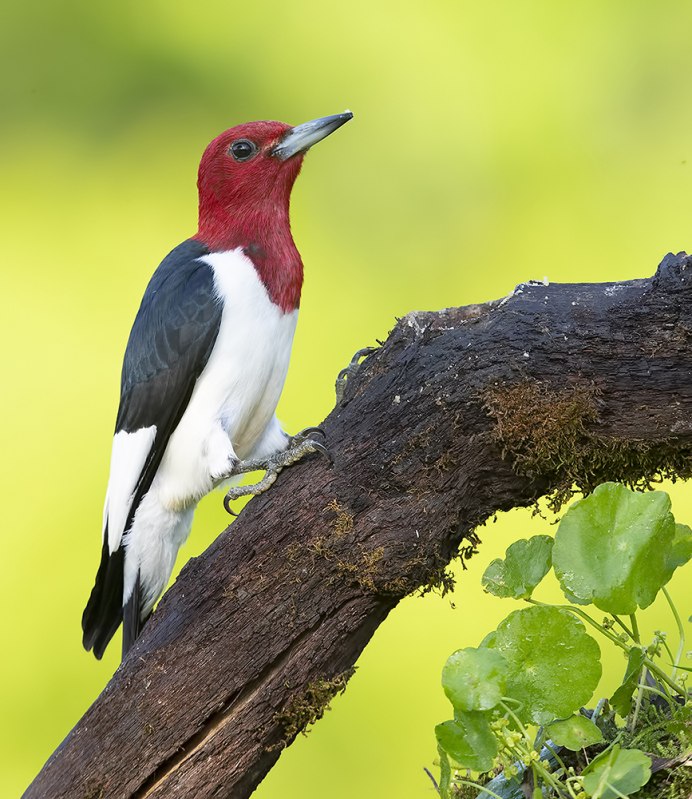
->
[335, 347, 377, 404]
[223, 427, 331, 516]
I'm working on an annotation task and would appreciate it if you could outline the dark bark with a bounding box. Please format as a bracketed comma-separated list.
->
[26, 252, 692, 799]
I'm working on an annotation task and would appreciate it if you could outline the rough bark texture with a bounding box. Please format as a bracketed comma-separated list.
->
[26, 252, 692, 799]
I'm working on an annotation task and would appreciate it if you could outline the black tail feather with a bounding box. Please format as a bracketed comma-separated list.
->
[122, 571, 144, 659]
[81, 530, 125, 660]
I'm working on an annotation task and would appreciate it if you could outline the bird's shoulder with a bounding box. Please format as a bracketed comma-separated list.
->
[120, 239, 223, 389]
[133, 238, 219, 334]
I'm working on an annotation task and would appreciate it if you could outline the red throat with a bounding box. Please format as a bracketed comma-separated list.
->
[193, 123, 305, 313]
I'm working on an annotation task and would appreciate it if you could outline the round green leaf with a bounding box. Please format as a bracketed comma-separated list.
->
[553, 483, 681, 614]
[442, 647, 509, 712]
[582, 745, 651, 799]
[546, 714, 603, 750]
[482, 535, 554, 599]
[489, 605, 601, 725]
[435, 711, 498, 773]
[669, 523, 692, 570]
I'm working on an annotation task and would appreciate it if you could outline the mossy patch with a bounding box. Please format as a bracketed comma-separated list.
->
[433, 448, 460, 474]
[390, 425, 435, 470]
[273, 669, 355, 746]
[417, 562, 456, 597]
[305, 500, 388, 593]
[416, 528, 481, 598]
[285, 541, 302, 562]
[636, 760, 692, 799]
[308, 534, 385, 592]
[616, 701, 691, 798]
[82, 780, 105, 799]
[308, 534, 443, 597]
[483, 380, 692, 512]
[622, 701, 691, 760]
[310, 498, 480, 598]
[325, 499, 354, 536]
[333, 545, 385, 591]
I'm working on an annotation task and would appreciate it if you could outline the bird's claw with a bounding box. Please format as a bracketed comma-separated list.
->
[335, 346, 377, 404]
[289, 426, 333, 465]
[223, 495, 240, 516]
[223, 468, 280, 515]
[301, 438, 332, 462]
[223, 427, 331, 515]
[293, 425, 327, 441]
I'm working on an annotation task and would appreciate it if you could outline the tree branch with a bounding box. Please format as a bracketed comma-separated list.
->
[26, 251, 692, 799]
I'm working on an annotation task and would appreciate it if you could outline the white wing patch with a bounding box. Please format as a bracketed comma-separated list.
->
[104, 426, 156, 553]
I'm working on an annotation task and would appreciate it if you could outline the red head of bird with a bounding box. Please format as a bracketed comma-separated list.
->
[194, 112, 352, 312]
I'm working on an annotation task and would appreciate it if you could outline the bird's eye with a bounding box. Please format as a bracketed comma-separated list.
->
[229, 139, 258, 162]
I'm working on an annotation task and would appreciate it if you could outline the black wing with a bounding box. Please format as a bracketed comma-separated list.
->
[82, 238, 223, 659]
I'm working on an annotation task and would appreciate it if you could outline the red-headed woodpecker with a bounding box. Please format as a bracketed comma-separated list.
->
[82, 112, 353, 660]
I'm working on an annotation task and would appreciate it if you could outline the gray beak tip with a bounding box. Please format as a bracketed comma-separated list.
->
[273, 111, 354, 160]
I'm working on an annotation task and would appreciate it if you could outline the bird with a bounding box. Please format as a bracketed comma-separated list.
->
[82, 111, 353, 660]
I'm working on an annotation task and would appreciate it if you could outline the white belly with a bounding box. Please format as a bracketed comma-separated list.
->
[154, 247, 298, 509]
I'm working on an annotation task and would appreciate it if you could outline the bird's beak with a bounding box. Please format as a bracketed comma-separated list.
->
[272, 111, 353, 161]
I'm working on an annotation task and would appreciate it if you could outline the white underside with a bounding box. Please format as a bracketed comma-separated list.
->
[103, 247, 298, 615]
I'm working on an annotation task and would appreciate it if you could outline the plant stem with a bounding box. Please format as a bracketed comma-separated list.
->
[563, 777, 584, 799]
[611, 615, 635, 640]
[629, 666, 647, 733]
[494, 728, 573, 799]
[437, 746, 451, 797]
[636, 682, 675, 704]
[532, 761, 572, 799]
[543, 740, 569, 774]
[533, 725, 545, 751]
[423, 767, 439, 793]
[629, 613, 640, 644]
[662, 586, 686, 681]
[658, 634, 676, 666]
[453, 778, 506, 799]
[499, 700, 531, 742]
[591, 697, 607, 724]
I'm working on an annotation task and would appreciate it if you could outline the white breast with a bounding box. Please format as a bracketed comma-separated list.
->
[154, 247, 298, 508]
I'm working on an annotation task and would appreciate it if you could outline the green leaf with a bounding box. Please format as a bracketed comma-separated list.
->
[435, 711, 498, 773]
[668, 523, 692, 570]
[487, 605, 601, 725]
[609, 648, 645, 717]
[582, 745, 651, 799]
[479, 630, 498, 649]
[442, 647, 509, 712]
[482, 535, 554, 600]
[545, 714, 603, 750]
[553, 483, 683, 614]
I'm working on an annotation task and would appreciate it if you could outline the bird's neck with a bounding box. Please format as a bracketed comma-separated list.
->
[195, 195, 303, 313]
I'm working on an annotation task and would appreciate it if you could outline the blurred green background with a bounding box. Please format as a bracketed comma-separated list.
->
[2, 1, 691, 796]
